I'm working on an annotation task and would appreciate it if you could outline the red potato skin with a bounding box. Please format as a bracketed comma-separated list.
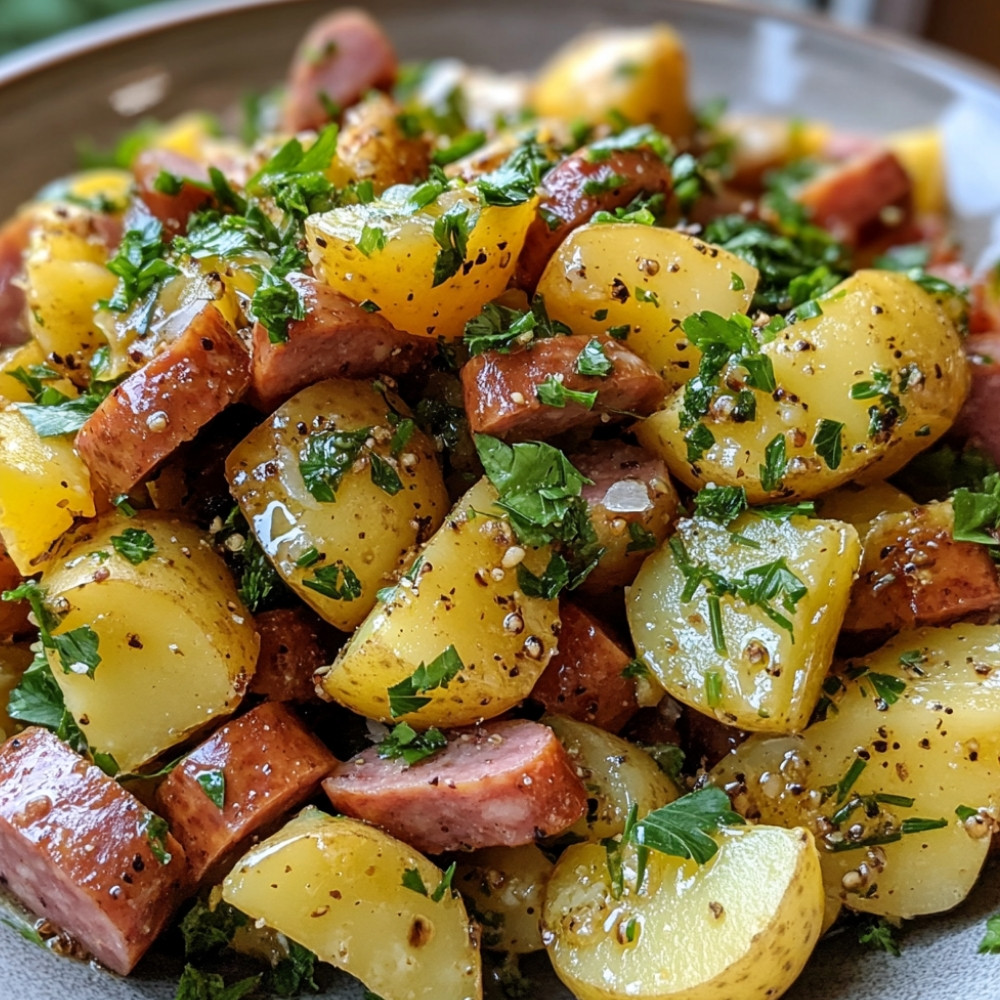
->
[461, 334, 663, 441]
[529, 602, 638, 733]
[155, 702, 336, 884]
[75, 305, 250, 494]
[248, 273, 434, 411]
[0, 212, 31, 346]
[133, 149, 213, 237]
[516, 147, 673, 292]
[795, 149, 913, 249]
[323, 719, 587, 854]
[0, 728, 188, 975]
[282, 8, 398, 133]
[250, 607, 329, 703]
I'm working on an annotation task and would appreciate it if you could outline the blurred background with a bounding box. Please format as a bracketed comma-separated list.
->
[0, 0, 997, 70]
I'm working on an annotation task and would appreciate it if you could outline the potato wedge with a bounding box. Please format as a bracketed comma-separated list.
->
[627, 512, 860, 733]
[711, 623, 1000, 920]
[317, 477, 560, 728]
[537, 224, 758, 387]
[227, 378, 449, 632]
[222, 808, 481, 1000]
[41, 512, 258, 772]
[542, 824, 823, 1000]
[636, 270, 970, 501]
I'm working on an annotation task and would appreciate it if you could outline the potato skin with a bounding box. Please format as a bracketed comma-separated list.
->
[542, 825, 824, 1000]
[636, 270, 970, 501]
[317, 478, 560, 728]
[227, 378, 449, 633]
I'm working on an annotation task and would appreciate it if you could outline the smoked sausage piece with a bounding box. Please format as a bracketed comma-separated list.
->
[133, 149, 213, 237]
[155, 702, 336, 884]
[250, 608, 329, 704]
[0, 727, 188, 975]
[0, 212, 31, 346]
[323, 719, 587, 854]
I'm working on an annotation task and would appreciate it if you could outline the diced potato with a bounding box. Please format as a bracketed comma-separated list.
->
[0, 341, 77, 405]
[627, 512, 860, 733]
[227, 378, 449, 633]
[887, 126, 946, 215]
[24, 204, 117, 373]
[546, 715, 679, 842]
[542, 824, 824, 1000]
[306, 185, 537, 340]
[636, 270, 970, 501]
[222, 808, 482, 1000]
[454, 844, 553, 953]
[0, 644, 33, 740]
[532, 25, 694, 141]
[537, 225, 758, 387]
[0, 409, 95, 573]
[814, 480, 913, 536]
[710, 623, 1000, 920]
[318, 478, 560, 728]
[42, 512, 258, 772]
[37, 168, 133, 211]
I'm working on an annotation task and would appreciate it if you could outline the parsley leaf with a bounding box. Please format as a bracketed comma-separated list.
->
[174, 965, 260, 1000]
[535, 377, 597, 409]
[387, 645, 464, 717]
[431, 204, 473, 286]
[692, 485, 748, 525]
[247, 123, 340, 221]
[141, 811, 173, 865]
[268, 941, 320, 997]
[952, 473, 1000, 545]
[402, 868, 429, 896]
[633, 787, 745, 866]
[302, 562, 362, 601]
[463, 296, 571, 356]
[179, 900, 247, 958]
[251, 266, 305, 344]
[575, 339, 613, 376]
[357, 224, 388, 257]
[101, 213, 179, 314]
[517, 552, 570, 600]
[299, 428, 370, 502]
[979, 913, 1000, 954]
[476, 139, 551, 206]
[377, 723, 448, 766]
[857, 915, 902, 956]
[760, 434, 788, 492]
[813, 419, 844, 471]
[625, 521, 657, 553]
[6, 652, 89, 754]
[111, 528, 157, 565]
[195, 769, 226, 809]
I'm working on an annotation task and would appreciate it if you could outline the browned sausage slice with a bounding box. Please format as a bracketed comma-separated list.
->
[0, 531, 29, 638]
[155, 702, 336, 884]
[952, 331, 1000, 467]
[76, 305, 250, 494]
[0, 727, 188, 975]
[248, 274, 433, 411]
[322, 719, 587, 854]
[250, 607, 328, 703]
[529, 602, 638, 733]
[282, 9, 398, 133]
[461, 334, 663, 441]
[516, 147, 673, 292]
[794, 150, 913, 248]
[133, 149, 213, 237]
[0, 212, 31, 346]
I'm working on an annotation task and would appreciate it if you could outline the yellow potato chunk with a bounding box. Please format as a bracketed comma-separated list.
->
[627, 512, 860, 733]
[42, 512, 258, 772]
[222, 808, 482, 1000]
[318, 478, 560, 728]
[537, 225, 758, 387]
[306, 185, 537, 340]
[0, 409, 95, 573]
[227, 378, 449, 633]
[888, 126, 946, 215]
[636, 270, 970, 501]
[542, 824, 824, 1000]
[532, 25, 694, 140]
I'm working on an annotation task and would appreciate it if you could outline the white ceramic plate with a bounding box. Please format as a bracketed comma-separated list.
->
[1, 1, 1000, 997]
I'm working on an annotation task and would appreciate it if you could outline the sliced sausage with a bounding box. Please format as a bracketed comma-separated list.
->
[461, 334, 663, 441]
[952, 331, 1000, 466]
[0, 212, 31, 347]
[0, 727, 188, 975]
[844, 501, 1000, 637]
[133, 149, 213, 237]
[529, 602, 638, 733]
[248, 274, 433, 411]
[251, 607, 329, 703]
[322, 719, 587, 854]
[516, 146, 672, 292]
[282, 8, 398, 134]
[570, 440, 678, 593]
[794, 149, 913, 249]
[155, 702, 336, 884]
[76, 305, 250, 494]
[0, 532, 29, 638]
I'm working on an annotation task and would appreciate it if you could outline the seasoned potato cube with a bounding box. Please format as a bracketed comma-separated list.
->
[222, 808, 481, 1000]
[546, 715, 679, 842]
[814, 480, 913, 536]
[887, 126, 946, 215]
[636, 270, 970, 501]
[0, 341, 76, 405]
[317, 478, 560, 728]
[627, 512, 860, 733]
[454, 844, 553, 954]
[41, 512, 258, 773]
[542, 824, 824, 1000]
[532, 25, 694, 140]
[0, 409, 95, 573]
[537, 225, 758, 387]
[227, 378, 449, 633]
[306, 185, 537, 340]
[711, 624, 1000, 920]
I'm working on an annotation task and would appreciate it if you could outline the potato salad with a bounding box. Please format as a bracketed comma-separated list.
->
[1, 8, 999, 1000]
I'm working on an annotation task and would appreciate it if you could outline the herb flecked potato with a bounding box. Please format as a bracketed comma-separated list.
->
[222, 808, 482, 1000]
[636, 269, 970, 501]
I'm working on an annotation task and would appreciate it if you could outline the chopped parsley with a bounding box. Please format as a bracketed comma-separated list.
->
[476, 138, 552, 207]
[376, 723, 448, 766]
[517, 552, 569, 600]
[759, 434, 788, 492]
[692, 485, 748, 525]
[299, 428, 370, 502]
[357, 223, 388, 257]
[401, 863, 456, 902]
[6, 651, 89, 755]
[174, 965, 260, 1000]
[535, 376, 598, 409]
[195, 769, 226, 809]
[387, 645, 464, 717]
[575, 339, 613, 376]
[625, 522, 657, 553]
[141, 811, 173, 865]
[110, 527, 157, 565]
[431, 204, 473, 286]
[979, 913, 1000, 954]
[952, 472, 1000, 545]
[463, 295, 571, 356]
[101, 212, 179, 315]
[857, 916, 902, 957]
[812, 419, 844, 471]
[302, 562, 362, 601]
